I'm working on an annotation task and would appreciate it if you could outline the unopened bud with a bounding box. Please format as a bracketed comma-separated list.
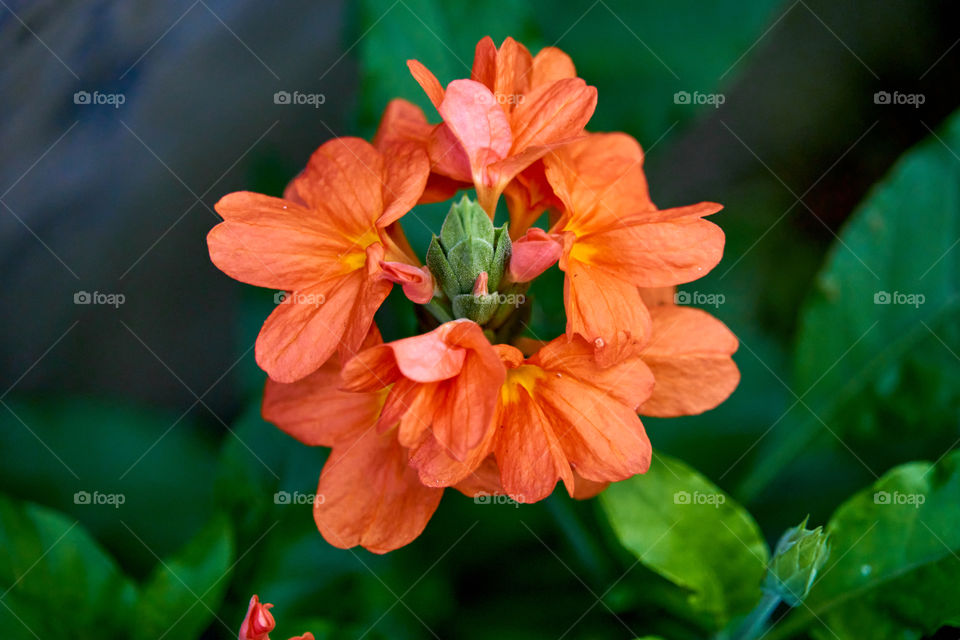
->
[763, 517, 830, 606]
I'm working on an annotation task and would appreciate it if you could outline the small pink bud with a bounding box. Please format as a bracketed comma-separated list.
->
[472, 272, 489, 296]
[239, 595, 275, 640]
[508, 228, 563, 282]
[379, 261, 435, 304]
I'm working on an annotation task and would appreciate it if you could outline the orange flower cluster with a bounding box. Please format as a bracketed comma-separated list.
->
[208, 37, 739, 554]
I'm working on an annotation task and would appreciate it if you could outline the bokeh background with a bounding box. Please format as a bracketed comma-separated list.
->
[2, 1, 959, 638]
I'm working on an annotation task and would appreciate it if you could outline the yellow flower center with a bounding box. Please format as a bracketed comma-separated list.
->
[500, 364, 546, 404]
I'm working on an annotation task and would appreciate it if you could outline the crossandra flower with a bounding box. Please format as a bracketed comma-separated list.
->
[398, 36, 597, 216]
[208, 34, 741, 555]
[262, 329, 444, 554]
[208, 137, 430, 382]
[541, 132, 726, 365]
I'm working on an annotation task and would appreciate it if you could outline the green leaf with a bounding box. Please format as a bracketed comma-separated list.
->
[132, 516, 235, 640]
[601, 453, 769, 629]
[740, 110, 960, 500]
[0, 495, 135, 640]
[769, 449, 960, 640]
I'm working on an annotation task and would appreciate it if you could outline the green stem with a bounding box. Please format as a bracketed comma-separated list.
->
[727, 591, 781, 640]
[546, 496, 608, 584]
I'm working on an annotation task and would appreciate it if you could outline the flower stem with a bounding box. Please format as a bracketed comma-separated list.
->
[727, 591, 781, 640]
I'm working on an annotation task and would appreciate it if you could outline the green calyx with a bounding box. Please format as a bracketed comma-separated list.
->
[423, 196, 528, 334]
[763, 516, 831, 607]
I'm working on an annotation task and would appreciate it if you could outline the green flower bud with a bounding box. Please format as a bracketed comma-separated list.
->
[763, 517, 830, 606]
[428, 196, 511, 299]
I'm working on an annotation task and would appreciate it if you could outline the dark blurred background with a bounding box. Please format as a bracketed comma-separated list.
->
[2, 1, 959, 638]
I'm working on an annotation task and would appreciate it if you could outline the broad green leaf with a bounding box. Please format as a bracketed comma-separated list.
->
[132, 516, 234, 640]
[601, 453, 769, 629]
[770, 449, 960, 640]
[741, 110, 960, 499]
[0, 495, 135, 640]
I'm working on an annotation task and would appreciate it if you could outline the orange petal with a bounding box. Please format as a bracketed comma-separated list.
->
[562, 258, 653, 366]
[378, 141, 429, 227]
[638, 306, 740, 417]
[545, 133, 655, 234]
[575, 214, 726, 287]
[291, 138, 385, 234]
[314, 427, 443, 554]
[256, 271, 386, 383]
[509, 78, 596, 153]
[537, 374, 652, 486]
[379, 261, 434, 304]
[373, 98, 433, 149]
[428, 123, 473, 183]
[409, 423, 495, 487]
[639, 286, 677, 308]
[493, 37, 532, 109]
[503, 161, 559, 238]
[531, 47, 577, 88]
[470, 36, 497, 91]
[438, 79, 513, 187]
[495, 385, 572, 502]
[572, 471, 609, 500]
[262, 356, 384, 447]
[427, 321, 505, 460]
[420, 172, 467, 204]
[508, 228, 563, 282]
[407, 59, 445, 109]
[209, 192, 343, 291]
[452, 455, 504, 497]
[531, 335, 654, 410]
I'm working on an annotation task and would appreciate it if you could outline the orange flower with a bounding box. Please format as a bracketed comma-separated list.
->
[406, 36, 597, 216]
[239, 594, 314, 640]
[490, 337, 654, 502]
[208, 137, 429, 382]
[542, 132, 726, 365]
[262, 331, 443, 554]
[340, 320, 505, 471]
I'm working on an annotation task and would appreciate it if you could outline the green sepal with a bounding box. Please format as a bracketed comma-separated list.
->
[452, 293, 500, 325]
[426, 235, 459, 301]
